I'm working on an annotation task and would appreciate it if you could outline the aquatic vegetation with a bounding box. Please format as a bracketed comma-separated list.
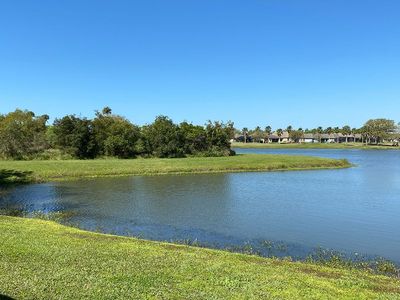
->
[163, 237, 400, 278]
[1, 216, 399, 299]
[306, 247, 399, 277]
[0, 169, 33, 185]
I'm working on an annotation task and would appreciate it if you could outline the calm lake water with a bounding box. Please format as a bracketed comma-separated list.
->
[1, 149, 400, 262]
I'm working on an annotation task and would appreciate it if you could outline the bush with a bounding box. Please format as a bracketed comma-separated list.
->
[30, 149, 74, 160]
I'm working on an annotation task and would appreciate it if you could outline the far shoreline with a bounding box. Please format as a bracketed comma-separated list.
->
[232, 142, 400, 150]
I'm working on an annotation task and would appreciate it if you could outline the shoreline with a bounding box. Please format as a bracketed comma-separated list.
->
[232, 142, 400, 150]
[0, 216, 398, 299]
[0, 154, 351, 184]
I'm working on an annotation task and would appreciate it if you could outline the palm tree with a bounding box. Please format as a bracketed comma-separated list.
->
[286, 125, 293, 142]
[342, 125, 351, 143]
[325, 127, 333, 134]
[264, 126, 272, 143]
[102, 106, 112, 115]
[316, 126, 323, 143]
[253, 126, 262, 142]
[276, 128, 283, 143]
[325, 127, 334, 143]
[242, 127, 248, 143]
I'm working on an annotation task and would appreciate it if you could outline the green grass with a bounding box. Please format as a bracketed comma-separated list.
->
[0, 216, 399, 299]
[0, 154, 350, 183]
[232, 142, 400, 150]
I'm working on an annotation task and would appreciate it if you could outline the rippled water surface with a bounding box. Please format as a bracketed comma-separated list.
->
[1, 149, 400, 261]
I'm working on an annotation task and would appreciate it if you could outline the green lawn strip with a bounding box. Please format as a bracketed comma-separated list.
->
[232, 142, 400, 150]
[0, 216, 399, 299]
[0, 154, 350, 183]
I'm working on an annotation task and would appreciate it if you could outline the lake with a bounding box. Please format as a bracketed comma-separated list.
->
[1, 149, 400, 262]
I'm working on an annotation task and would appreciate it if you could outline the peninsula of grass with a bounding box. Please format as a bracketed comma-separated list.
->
[0, 154, 350, 184]
[232, 142, 400, 150]
[0, 216, 399, 299]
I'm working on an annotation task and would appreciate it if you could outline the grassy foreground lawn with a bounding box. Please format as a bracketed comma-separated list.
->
[0, 154, 350, 183]
[0, 216, 399, 299]
[232, 142, 400, 150]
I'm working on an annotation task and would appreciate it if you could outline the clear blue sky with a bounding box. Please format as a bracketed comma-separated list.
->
[0, 0, 399, 129]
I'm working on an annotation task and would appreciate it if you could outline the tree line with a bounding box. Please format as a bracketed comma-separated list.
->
[0, 107, 235, 159]
[240, 119, 400, 144]
[1, 107, 398, 160]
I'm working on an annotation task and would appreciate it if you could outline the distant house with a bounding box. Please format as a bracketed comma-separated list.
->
[235, 131, 364, 144]
[266, 131, 290, 143]
[278, 131, 290, 143]
[234, 134, 253, 143]
[320, 134, 337, 143]
[339, 133, 362, 143]
[297, 133, 363, 144]
[302, 133, 317, 143]
[267, 134, 280, 143]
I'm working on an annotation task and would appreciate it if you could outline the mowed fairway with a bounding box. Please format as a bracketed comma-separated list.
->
[0, 216, 399, 299]
[0, 154, 350, 183]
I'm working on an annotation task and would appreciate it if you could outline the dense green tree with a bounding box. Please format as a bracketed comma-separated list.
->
[395, 123, 400, 145]
[92, 109, 117, 155]
[103, 120, 140, 158]
[179, 122, 207, 154]
[252, 126, 263, 142]
[52, 115, 95, 158]
[204, 121, 235, 156]
[141, 116, 185, 158]
[92, 108, 140, 158]
[289, 130, 304, 143]
[362, 119, 397, 144]
[45, 126, 57, 148]
[288, 126, 303, 142]
[0, 109, 49, 159]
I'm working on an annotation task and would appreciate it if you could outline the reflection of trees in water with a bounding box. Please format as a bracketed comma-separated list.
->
[0, 207, 27, 217]
[0, 294, 15, 300]
[133, 174, 234, 222]
[44, 174, 236, 237]
[53, 177, 147, 219]
[0, 169, 33, 184]
[47, 174, 235, 226]
[0, 181, 76, 218]
[0, 206, 75, 224]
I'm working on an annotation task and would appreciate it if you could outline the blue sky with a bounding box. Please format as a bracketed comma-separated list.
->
[0, 0, 399, 129]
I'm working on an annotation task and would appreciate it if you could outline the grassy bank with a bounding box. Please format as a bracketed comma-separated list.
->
[0, 154, 350, 184]
[0, 216, 399, 299]
[232, 142, 400, 150]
